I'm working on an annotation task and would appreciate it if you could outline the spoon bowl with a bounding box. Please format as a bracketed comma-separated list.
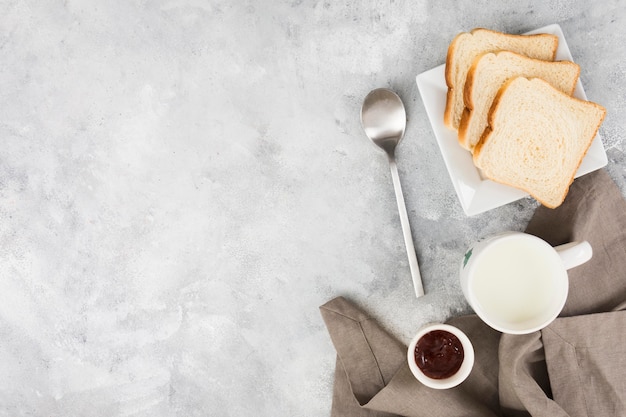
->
[361, 88, 407, 153]
[360, 88, 424, 298]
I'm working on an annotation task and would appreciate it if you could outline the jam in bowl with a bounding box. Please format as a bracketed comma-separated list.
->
[407, 323, 474, 389]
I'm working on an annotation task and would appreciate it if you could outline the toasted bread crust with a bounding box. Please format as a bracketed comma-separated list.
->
[457, 52, 485, 148]
[443, 88, 455, 129]
[457, 108, 472, 148]
[443, 31, 468, 128]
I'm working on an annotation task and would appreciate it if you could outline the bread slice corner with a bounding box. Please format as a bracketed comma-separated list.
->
[473, 77, 606, 208]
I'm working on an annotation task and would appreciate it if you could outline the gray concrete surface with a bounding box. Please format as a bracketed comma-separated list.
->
[1, 1, 625, 415]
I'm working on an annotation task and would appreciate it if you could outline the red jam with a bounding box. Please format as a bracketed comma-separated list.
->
[414, 330, 464, 379]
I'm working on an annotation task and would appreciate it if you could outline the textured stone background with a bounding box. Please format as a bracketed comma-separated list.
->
[1, 1, 624, 415]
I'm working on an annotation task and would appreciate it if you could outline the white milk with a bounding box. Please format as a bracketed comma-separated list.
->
[471, 237, 562, 326]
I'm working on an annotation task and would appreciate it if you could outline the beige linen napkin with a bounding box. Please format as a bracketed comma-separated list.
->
[320, 169, 626, 417]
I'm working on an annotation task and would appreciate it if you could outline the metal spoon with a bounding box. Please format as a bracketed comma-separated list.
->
[360, 88, 424, 297]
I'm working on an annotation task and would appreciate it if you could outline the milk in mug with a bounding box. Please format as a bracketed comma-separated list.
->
[471, 237, 562, 324]
[460, 232, 591, 334]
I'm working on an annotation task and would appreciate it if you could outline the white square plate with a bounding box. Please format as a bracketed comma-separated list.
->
[416, 23, 607, 216]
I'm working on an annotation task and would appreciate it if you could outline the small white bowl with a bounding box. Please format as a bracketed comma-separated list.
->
[407, 323, 474, 389]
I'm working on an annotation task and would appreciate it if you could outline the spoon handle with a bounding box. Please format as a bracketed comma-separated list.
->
[388, 154, 425, 297]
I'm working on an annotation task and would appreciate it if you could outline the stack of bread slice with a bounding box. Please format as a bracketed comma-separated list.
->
[444, 28, 606, 208]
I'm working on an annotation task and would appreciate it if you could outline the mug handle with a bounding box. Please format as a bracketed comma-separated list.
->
[555, 241, 592, 270]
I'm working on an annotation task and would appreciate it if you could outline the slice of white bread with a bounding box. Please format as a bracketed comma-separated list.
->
[444, 28, 558, 131]
[459, 51, 580, 152]
[473, 77, 606, 208]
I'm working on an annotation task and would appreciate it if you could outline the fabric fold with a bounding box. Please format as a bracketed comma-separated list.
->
[542, 310, 626, 417]
[498, 332, 568, 417]
[320, 297, 406, 408]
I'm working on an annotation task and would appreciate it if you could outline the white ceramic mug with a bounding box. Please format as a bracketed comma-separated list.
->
[460, 232, 592, 334]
